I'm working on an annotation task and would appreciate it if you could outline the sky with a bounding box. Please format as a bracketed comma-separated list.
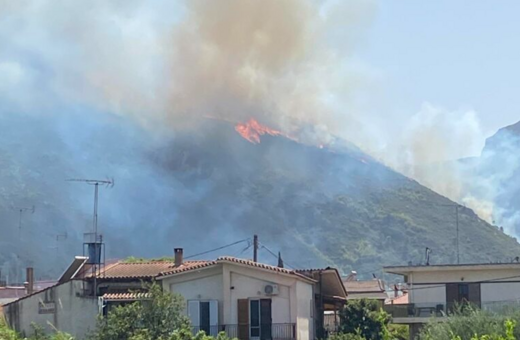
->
[357, 0, 520, 143]
[1, 0, 519, 163]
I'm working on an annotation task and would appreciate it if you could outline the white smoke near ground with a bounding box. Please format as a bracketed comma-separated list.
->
[380, 102, 500, 224]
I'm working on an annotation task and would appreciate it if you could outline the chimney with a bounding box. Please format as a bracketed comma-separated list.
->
[345, 271, 357, 282]
[174, 248, 183, 267]
[26, 267, 34, 295]
[277, 252, 284, 268]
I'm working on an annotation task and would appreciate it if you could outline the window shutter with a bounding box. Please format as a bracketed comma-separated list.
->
[446, 283, 458, 312]
[188, 301, 201, 328]
[469, 283, 481, 307]
[238, 299, 249, 340]
[209, 300, 219, 336]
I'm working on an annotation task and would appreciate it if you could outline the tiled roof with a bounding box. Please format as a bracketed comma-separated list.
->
[99, 262, 176, 279]
[343, 279, 385, 293]
[158, 257, 316, 283]
[159, 260, 216, 276]
[217, 257, 315, 281]
[102, 292, 151, 301]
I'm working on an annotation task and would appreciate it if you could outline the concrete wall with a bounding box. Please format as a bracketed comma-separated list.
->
[411, 284, 446, 305]
[4, 280, 98, 339]
[408, 268, 520, 306]
[295, 280, 313, 340]
[481, 282, 520, 303]
[164, 267, 223, 322]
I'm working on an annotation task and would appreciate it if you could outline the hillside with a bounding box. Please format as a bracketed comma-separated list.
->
[1, 113, 519, 282]
[461, 121, 520, 236]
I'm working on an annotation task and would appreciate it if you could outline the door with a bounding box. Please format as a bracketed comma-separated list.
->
[188, 300, 219, 335]
[250, 299, 272, 340]
[446, 283, 481, 312]
[200, 302, 210, 335]
[260, 299, 272, 340]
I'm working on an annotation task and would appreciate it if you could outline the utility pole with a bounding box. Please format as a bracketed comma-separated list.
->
[455, 205, 461, 265]
[440, 203, 463, 264]
[68, 178, 113, 296]
[253, 235, 258, 262]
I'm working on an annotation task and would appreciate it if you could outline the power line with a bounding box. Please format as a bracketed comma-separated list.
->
[259, 242, 297, 269]
[184, 238, 251, 259]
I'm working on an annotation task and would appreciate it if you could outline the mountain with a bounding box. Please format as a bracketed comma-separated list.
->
[462, 121, 520, 235]
[1, 113, 519, 283]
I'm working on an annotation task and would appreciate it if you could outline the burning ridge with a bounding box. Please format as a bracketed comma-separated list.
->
[235, 118, 283, 144]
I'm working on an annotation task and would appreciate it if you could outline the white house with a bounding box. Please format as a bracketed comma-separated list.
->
[3, 250, 346, 340]
[384, 262, 520, 339]
[158, 252, 347, 340]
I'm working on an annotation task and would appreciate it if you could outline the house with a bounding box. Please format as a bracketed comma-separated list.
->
[342, 272, 387, 303]
[3, 250, 347, 340]
[157, 252, 348, 340]
[383, 262, 520, 339]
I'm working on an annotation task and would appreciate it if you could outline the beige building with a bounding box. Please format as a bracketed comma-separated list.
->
[384, 263, 520, 339]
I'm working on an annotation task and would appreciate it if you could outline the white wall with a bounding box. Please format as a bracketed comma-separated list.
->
[229, 270, 293, 325]
[295, 280, 312, 340]
[408, 268, 520, 307]
[412, 268, 520, 284]
[481, 282, 520, 303]
[162, 262, 314, 340]
[411, 284, 446, 305]
[164, 267, 224, 323]
[4, 280, 98, 339]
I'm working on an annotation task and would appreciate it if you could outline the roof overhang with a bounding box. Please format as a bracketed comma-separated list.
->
[384, 263, 520, 276]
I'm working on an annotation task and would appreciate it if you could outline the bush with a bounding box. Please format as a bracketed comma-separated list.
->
[339, 299, 392, 340]
[418, 307, 519, 340]
[90, 283, 189, 340]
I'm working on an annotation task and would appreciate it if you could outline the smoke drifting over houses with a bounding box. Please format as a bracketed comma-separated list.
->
[1, 0, 520, 280]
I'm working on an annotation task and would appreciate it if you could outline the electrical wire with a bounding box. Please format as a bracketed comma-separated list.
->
[259, 242, 297, 269]
[184, 238, 251, 259]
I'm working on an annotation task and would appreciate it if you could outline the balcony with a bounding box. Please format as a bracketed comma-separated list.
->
[385, 300, 520, 321]
[191, 323, 296, 340]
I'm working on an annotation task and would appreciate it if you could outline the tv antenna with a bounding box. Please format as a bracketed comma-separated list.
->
[13, 205, 35, 240]
[67, 178, 114, 237]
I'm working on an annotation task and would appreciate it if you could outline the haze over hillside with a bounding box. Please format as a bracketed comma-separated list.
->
[1, 112, 519, 284]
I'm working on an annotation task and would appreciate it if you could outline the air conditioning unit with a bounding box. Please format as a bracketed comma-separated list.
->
[264, 284, 279, 296]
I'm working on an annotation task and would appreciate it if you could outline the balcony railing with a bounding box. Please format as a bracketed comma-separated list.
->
[385, 300, 520, 319]
[191, 323, 296, 340]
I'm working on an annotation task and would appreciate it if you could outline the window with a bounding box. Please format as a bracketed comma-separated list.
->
[458, 284, 469, 302]
[188, 300, 218, 336]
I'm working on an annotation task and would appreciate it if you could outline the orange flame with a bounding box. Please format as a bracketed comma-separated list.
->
[235, 118, 283, 144]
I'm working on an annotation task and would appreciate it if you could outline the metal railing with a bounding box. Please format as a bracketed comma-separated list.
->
[190, 323, 296, 340]
[385, 300, 520, 319]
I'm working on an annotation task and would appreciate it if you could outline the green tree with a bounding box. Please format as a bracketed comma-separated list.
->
[338, 299, 392, 340]
[91, 282, 189, 340]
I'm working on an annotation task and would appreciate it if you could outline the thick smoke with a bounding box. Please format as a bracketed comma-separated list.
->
[0, 0, 377, 138]
[1, 0, 519, 279]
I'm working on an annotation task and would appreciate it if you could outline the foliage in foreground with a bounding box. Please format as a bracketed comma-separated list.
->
[0, 318, 73, 340]
[336, 299, 407, 340]
[89, 283, 189, 340]
[418, 306, 520, 340]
